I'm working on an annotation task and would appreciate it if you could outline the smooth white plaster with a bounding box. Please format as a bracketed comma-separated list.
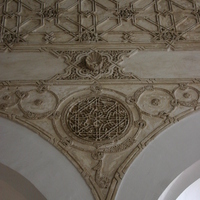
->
[177, 178, 200, 200]
[116, 110, 200, 200]
[0, 117, 93, 200]
[159, 159, 200, 200]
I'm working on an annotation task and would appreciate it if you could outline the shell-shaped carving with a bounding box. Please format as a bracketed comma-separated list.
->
[86, 52, 103, 71]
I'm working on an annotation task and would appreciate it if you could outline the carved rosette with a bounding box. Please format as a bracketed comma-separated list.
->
[0, 88, 18, 110]
[18, 89, 59, 119]
[174, 85, 199, 107]
[134, 86, 175, 117]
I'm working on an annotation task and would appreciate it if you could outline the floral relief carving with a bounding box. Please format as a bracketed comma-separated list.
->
[49, 50, 138, 81]
[1, 1, 200, 200]
[0, 80, 200, 200]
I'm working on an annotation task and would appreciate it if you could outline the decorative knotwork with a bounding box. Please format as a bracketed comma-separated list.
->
[116, 7, 138, 21]
[1, 0, 200, 50]
[1, 30, 24, 48]
[62, 95, 130, 143]
[52, 50, 138, 80]
[41, 6, 58, 20]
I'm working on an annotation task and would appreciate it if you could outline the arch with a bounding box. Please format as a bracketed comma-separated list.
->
[116, 111, 200, 200]
[0, 162, 46, 200]
[0, 117, 93, 200]
[159, 159, 200, 200]
[177, 178, 200, 200]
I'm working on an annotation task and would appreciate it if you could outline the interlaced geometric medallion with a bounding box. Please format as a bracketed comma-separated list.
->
[1, 1, 200, 200]
[64, 96, 130, 143]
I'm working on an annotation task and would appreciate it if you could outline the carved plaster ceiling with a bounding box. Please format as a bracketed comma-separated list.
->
[0, 0, 200, 200]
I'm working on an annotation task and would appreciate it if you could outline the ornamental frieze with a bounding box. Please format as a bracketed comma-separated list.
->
[1, 0, 200, 51]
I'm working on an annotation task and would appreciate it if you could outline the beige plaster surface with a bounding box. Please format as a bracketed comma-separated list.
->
[123, 51, 200, 78]
[0, 52, 66, 80]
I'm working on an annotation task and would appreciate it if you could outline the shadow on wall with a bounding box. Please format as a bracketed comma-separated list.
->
[0, 163, 46, 200]
[0, 117, 93, 200]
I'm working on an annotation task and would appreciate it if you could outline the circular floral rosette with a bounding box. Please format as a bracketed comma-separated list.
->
[18, 89, 58, 119]
[173, 85, 199, 107]
[0, 87, 19, 111]
[135, 86, 175, 117]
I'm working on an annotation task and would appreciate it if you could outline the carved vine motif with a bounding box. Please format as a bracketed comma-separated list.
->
[93, 160, 110, 189]
[51, 50, 138, 80]
[62, 95, 130, 143]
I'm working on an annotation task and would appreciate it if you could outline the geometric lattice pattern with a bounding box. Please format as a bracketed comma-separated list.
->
[65, 96, 129, 143]
[1, 0, 200, 51]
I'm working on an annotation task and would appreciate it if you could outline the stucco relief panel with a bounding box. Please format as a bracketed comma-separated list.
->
[1, 0, 200, 50]
[1, 1, 200, 200]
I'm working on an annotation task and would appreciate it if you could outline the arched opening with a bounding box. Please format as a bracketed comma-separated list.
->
[0, 117, 93, 200]
[116, 111, 200, 200]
